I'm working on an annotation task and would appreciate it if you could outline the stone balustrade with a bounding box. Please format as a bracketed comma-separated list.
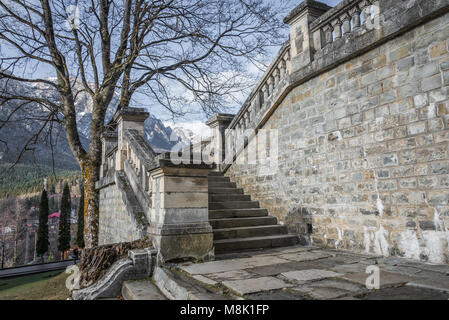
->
[311, 0, 380, 51]
[97, 107, 215, 262]
[228, 43, 291, 133]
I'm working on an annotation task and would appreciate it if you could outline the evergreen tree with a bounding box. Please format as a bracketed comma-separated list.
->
[76, 184, 85, 248]
[36, 189, 49, 259]
[58, 183, 71, 257]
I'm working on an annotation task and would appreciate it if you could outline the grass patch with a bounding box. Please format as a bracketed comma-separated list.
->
[0, 270, 70, 300]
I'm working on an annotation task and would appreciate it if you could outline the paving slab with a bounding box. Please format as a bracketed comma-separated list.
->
[192, 275, 218, 286]
[180, 256, 290, 275]
[380, 264, 424, 276]
[330, 262, 372, 274]
[340, 271, 412, 288]
[279, 251, 333, 262]
[246, 289, 306, 300]
[407, 276, 449, 292]
[320, 255, 362, 265]
[246, 260, 336, 277]
[290, 279, 365, 300]
[207, 270, 258, 281]
[222, 276, 293, 295]
[357, 285, 449, 300]
[273, 246, 318, 254]
[281, 269, 343, 283]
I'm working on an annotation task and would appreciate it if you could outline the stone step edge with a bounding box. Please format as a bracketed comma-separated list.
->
[209, 216, 276, 222]
[121, 280, 167, 300]
[153, 267, 232, 300]
[213, 224, 286, 232]
[214, 234, 299, 244]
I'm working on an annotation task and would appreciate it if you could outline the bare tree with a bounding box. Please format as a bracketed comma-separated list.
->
[0, 0, 291, 247]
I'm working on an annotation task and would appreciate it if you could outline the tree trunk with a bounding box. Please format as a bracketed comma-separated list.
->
[82, 160, 100, 248]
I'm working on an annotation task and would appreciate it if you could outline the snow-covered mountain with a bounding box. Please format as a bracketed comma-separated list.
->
[0, 79, 200, 168]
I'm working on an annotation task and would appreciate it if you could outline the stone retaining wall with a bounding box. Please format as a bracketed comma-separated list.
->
[226, 5, 449, 264]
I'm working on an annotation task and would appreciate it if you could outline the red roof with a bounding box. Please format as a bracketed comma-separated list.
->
[48, 212, 60, 218]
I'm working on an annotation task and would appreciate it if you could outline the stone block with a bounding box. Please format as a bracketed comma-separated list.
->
[421, 74, 442, 92]
[281, 269, 343, 282]
[222, 277, 292, 295]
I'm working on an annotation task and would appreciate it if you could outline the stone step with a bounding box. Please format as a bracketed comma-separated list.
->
[209, 171, 224, 176]
[208, 182, 237, 189]
[153, 267, 229, 300]
[209, 208, 269, 219]
[209, 201, 259, 210]
[214, 225, 288, 240]
[209, 194, 251, 202]
[214, 234, 299, 254]
[209, 216, 278, 229]
[122, 280, 167, 300]
[209, 188, 244, 195]
[208, 176, 231, 183]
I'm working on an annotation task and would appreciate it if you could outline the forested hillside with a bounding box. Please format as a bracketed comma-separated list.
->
[0, 163, 80, 198]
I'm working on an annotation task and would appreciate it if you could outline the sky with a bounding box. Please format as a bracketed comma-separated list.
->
[166, 0, 342, 134]
[0, 0, 342, 136]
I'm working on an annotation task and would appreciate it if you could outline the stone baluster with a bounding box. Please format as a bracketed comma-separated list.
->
[274, 67, 280, 87]
[323, 24, 333, 45]
[266, 78, 272, 98]
[269, 75, 275, 94]
[263, 82, 270, 101]
[280, 58, 287, 78]
[331, 19, 342, 40]
[341, 12, 351, 35]
[350, 6, 362, 30]
[361, 0, 372, 28]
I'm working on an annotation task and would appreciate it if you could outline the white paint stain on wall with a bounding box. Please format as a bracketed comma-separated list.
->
[335, 227, 343, 248]
[364, 225, 390, 257]
[399, 230, 421, 260]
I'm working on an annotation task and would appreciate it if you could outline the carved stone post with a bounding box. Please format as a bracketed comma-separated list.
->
[100, 131, 117, 179]
[284, 0, 331, 73]
[147, 157, 215, 262]
[114, 108, 149, 171]
[206, 113, 234, 171]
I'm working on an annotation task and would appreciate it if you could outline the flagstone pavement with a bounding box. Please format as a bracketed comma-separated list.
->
[176, 246, 449, 300]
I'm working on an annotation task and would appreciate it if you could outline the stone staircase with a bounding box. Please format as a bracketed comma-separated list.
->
[208, 172, 298, 254]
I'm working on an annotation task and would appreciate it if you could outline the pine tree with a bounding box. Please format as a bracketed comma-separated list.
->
[58, 183, 71, 257]
[76, 184, 85, 248]
[36, 189, 49, 260]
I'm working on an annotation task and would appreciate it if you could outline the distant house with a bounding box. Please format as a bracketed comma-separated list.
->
[0, 226, 13, 235]
[49, 212, 60, 219]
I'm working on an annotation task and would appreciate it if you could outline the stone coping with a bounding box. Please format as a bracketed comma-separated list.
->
[284, 0, 332, 24]
[310, 0, 361, 31]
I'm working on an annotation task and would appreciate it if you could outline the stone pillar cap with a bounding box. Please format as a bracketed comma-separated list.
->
[284, 0, 332, 24]
[113, 107, 150, 123]
[206, 113, 235, 127]
[101, 130, 118, 140]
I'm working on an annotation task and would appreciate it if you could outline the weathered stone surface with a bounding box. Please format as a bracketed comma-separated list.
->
[207, 270, 258, 281]
[192, 275, 218, 286]
[279, 251, 333, 262]
[358, 285, 449, 300]
[341, 271, 412, 288]
[290, 279, 364, 300]
[225, 0, 449, 265]
[122, 280, 167, 300]
[222, 277, 293, 295]
[281, 269, 343, 282]
[181, 256, 290, 275]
